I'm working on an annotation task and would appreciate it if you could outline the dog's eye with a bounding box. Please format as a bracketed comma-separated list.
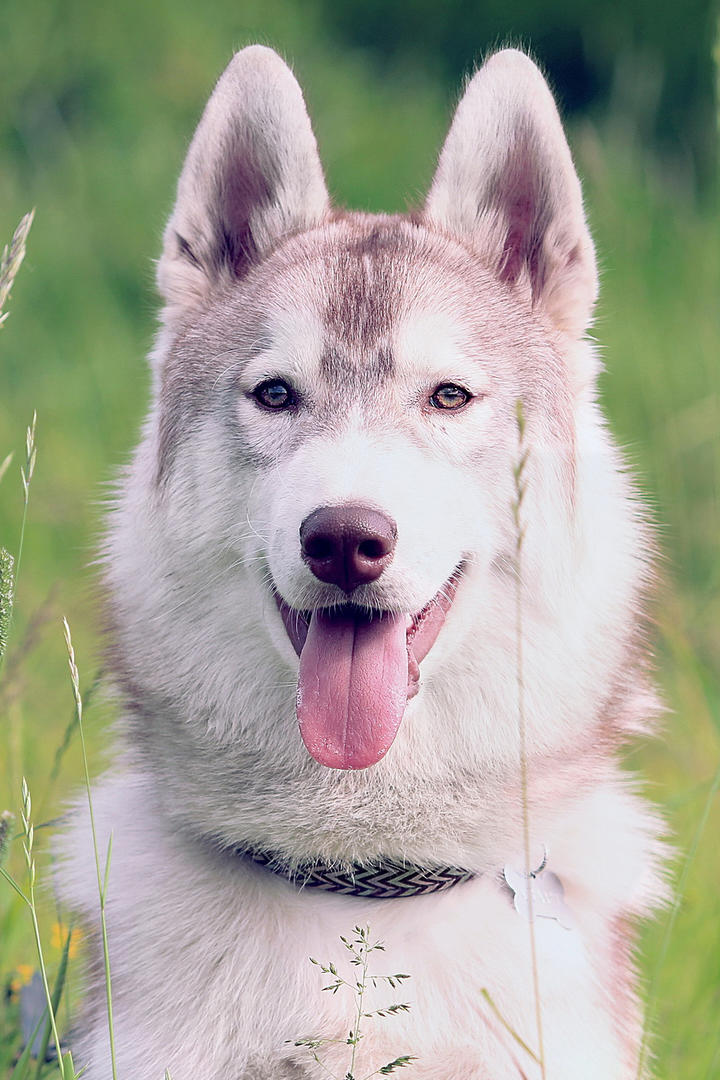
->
[252, 379, 294, 411]
[429, 383, 473, 411]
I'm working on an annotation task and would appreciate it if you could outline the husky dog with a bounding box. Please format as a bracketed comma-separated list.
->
[59, 46, 666, 1079]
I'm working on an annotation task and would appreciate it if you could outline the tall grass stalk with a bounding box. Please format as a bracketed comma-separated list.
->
[0, 780, 65, 1080]
[347, 932, 369, 1079]
[479, 989, 541, 1066]
[39, 668, 103, 820]
[294, 926, 414, 1079]
[0, 412, 38, 682]
[512, 401, 546, 1079]
[33, 924, 74, 1080]
[16, 411, 37, 592]
[0, 214, 36, 681]
[62, 617, 118, 1080]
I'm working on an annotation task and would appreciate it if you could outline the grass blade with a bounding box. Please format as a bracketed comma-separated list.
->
[33, 926, 74, 1080]
[512, 401, 546, 1079]
[62, 618, 118, 1080]
[9, 1009, 51, 1080]
[480, 989, 540, 1065]
[61, 1049, 79, 1079]
[15, 778, 65, 1080]
[0, 412, 38, 683]
[0, 864, 31, 907]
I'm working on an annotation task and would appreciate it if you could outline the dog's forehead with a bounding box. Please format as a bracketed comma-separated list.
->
[258, 220, 517, 389]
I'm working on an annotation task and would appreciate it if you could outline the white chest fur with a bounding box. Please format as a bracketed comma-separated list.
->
[58, 769, 661, 1080]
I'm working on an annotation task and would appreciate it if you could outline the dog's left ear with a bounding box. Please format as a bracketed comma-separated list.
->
[158, 46, 329, 322]
[425, 50, 597, 338]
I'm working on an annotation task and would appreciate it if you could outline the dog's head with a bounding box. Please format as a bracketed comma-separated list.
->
[108, 48, 646, 826]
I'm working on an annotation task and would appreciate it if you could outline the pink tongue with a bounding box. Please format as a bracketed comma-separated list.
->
[297, 609, 409, 770]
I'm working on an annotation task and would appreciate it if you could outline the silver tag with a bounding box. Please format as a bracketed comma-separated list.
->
[503, 864, 575, 931]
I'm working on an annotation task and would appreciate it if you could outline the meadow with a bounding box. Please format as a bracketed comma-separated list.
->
[0, 1, 718, 1076]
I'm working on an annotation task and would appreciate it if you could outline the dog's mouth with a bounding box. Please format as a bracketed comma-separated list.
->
[274, 565, 465, 771]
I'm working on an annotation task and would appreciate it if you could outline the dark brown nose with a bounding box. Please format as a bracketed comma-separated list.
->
[300, 504, 397, 593]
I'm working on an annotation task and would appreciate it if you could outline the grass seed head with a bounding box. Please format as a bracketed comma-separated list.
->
[0, 547, 15, 662]
[0, 810, 15, 869]
[0, 210, 34, 327]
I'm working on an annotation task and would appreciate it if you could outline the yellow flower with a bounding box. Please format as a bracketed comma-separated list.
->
[9, 963, 34, 996]
[50, 921, 82, 959]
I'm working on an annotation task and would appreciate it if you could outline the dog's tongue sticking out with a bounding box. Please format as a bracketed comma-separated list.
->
[297, 609, 409, 770]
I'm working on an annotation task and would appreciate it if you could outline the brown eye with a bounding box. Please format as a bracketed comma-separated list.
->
[429, 383, 473, 411]
[252, 379, 294, 411]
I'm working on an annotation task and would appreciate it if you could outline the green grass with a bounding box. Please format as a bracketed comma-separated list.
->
[1, 1, 718, 1076]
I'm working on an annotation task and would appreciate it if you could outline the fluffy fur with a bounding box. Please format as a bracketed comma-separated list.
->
[58, 46, 666, 1078]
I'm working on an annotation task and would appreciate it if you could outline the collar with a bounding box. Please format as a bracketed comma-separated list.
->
[245, 849, 475, 899]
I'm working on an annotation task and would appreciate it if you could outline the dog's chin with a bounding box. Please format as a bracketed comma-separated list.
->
[271, 564, 465, 772]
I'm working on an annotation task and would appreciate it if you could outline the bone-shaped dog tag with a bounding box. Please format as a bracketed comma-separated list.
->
[503, 864, 575, 931]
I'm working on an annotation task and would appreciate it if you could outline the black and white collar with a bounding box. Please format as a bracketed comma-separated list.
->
[245, 849, 475, 899]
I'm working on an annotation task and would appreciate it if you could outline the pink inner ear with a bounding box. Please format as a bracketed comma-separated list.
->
[499, 223, 548, 307]
[157, 46, 329, 316]
[493, 144, 551, 300]
[424, 50, 598, 335]
[485, 155, 589, 323]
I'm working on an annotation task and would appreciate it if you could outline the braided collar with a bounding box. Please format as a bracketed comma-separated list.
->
[245, 850, 475, 899]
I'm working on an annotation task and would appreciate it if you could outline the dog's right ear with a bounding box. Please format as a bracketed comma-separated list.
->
[158, 46, 329, 321]
[425, 50, 597, 339]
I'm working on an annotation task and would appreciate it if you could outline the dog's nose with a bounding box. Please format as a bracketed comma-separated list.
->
[300, 504, 397, 593]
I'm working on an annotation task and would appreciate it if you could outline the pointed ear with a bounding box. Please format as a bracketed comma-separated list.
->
[425, 50, 597, 338]
[158, 46, 329, 319]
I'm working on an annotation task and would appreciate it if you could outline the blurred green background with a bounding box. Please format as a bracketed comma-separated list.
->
[1, 0, 718, 1075]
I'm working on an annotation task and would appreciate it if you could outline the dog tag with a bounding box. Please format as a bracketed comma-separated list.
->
[503, 864, 575, 931]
